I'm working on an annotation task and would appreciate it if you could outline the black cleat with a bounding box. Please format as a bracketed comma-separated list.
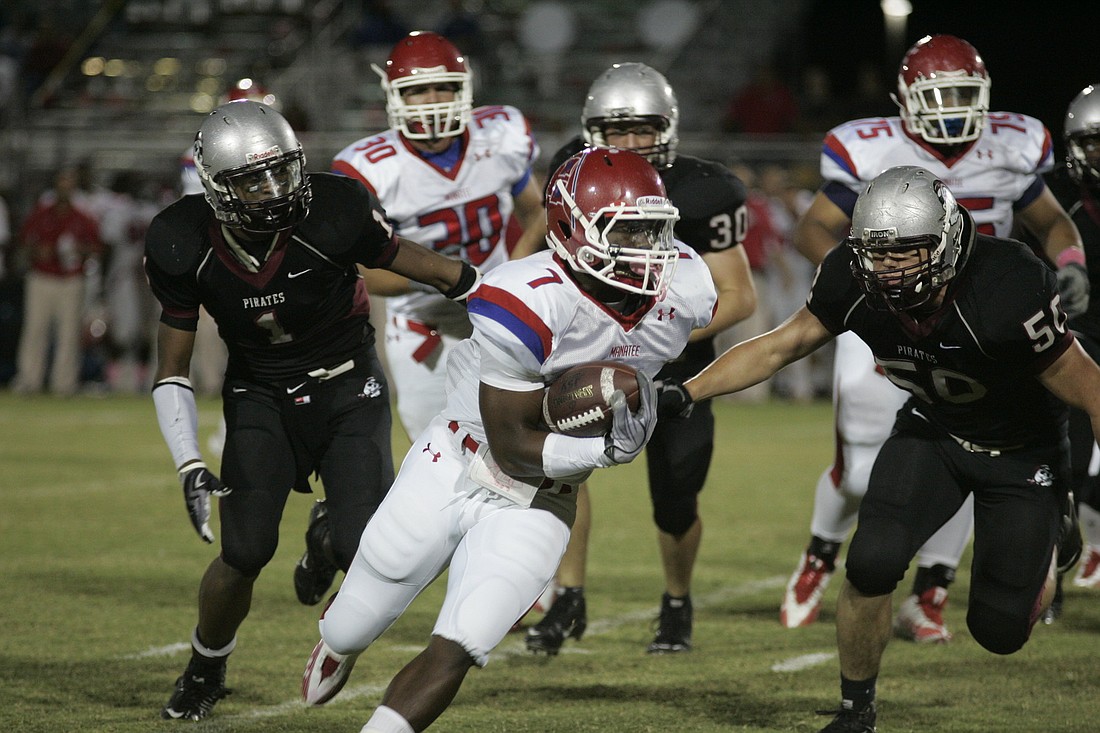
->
[294, 500, 339, 606]
[647, 592, 692, 654]
[161, 657, 229, 721]
[816, 702, 877, 732]
[525, 588, 587, 655]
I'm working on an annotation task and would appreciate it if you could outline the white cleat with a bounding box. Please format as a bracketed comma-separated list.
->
[893, 587, 952, 643]
[302, 639, 359, 706]
[1072, 545, 1100, 588]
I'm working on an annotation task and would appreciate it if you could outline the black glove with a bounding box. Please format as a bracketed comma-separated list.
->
[178, 463, 230, 544]
[1057, 262, 1090, 318]
[655, 377, 695, 420]
[602, 371, 658, 465]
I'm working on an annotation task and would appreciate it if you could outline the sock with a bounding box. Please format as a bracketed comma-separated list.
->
[912, 563, 956, 596]
[361, 705, 415, 733]
[808, 536, 841, 570]
[191, 628, 236, 661]
[665, 593, 690, 608]
[839, 674, 877, 712]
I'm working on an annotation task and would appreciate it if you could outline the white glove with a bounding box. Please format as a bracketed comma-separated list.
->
[1057, 262, 1090, 318]
[179, 462, 230, 543]
[602, 371, 658, 465]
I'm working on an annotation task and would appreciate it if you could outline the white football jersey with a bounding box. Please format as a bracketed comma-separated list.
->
[333, 105, 539, 327]
[441, 246, 717, 444]
[821, 113, 1054, 237]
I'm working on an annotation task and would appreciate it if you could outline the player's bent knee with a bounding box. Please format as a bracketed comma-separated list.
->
[967, 600, 1030, 654]
[845, 541, 908, 596]
[221, 541, 276, 578]
[652, 497, 698, 537]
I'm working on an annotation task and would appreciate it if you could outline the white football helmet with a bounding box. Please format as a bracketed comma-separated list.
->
[194, 100, 310, 232]
[582, 62, 679, 167]
[895, 35, 990, 146]
[1065, 84, 1100, 192]
[373, 31, 473, 141]
[545, 147, 679, 298]
[848, 165, 968, 312]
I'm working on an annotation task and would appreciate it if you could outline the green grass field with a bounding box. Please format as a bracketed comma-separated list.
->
[2, 393, 1098, 732]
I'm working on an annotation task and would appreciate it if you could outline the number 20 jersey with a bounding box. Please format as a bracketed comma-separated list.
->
[808, 232, 1073, 448]
[820, 113, 1055, 237]
[332, 105, 539, 327]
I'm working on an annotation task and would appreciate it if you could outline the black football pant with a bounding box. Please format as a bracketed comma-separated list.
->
[217, 348, 394, 577]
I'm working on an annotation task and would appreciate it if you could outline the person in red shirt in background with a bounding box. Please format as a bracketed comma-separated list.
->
[11, 166, 102, 395]
[722, 63, 799, 135]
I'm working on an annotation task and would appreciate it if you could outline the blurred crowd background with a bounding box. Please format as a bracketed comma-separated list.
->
[0, 0, 1093, 397]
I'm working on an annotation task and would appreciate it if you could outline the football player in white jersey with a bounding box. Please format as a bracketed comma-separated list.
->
[332, 31, 545, 442]
[301, 147, 717, 733]
[782, 34, 1085, 643]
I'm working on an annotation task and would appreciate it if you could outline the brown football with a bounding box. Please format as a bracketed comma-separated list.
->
[542, 361, 641, 437]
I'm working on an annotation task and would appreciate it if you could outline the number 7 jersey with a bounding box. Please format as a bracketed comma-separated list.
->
[820, 113, 1055, 238]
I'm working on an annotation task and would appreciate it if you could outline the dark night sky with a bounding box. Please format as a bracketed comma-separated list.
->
[797, 0, 1099, 158]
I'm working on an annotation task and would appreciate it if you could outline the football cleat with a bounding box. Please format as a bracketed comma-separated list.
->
[780, 552, 834, 628]
[294, 500, 339, 606]
[893, 587, 952, 643]
[816, 701, 877, 732]
[1042, 572, 1065, 625]
[302, 638, 359, 706]
[525, 587, 587, 655]
[1073, 544, 1100, 588]
[647, 592, 692, 654]
[161, 657, 229, 721]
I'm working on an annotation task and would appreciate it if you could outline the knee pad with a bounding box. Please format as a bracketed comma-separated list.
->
[652, 493, 697, 537]
[967, 598, 1030, 655]
[220, 542, 272, 578]
[844, 535, 908, 596]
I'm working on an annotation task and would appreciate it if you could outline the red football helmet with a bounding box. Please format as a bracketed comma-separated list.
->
[545, 147, 680, 298]
[373, 31, 473, 140]
[895, 34, 990, 145]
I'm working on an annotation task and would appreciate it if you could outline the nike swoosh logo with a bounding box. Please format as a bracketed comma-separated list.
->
[939, 343, 962, 350]
[232, 387, 247, 393]
[287, 382, 307, 394]
[288, 269, 312, 279]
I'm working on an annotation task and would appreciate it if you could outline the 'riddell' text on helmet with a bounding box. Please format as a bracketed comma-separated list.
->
[895, 35, 990, 146]
[194, 100, 311, 233]
[847, 165, 969, 313]
[545, 147, 680, 298]
[582, 63, 679, 168]
[373, 31, 473, 141]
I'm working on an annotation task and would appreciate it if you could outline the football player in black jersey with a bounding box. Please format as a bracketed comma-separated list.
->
[145, 100, 480, 721]
[662, 165, 1100, 733]
[1045, 84, 1100, 613]
[519, 63, 757, 655]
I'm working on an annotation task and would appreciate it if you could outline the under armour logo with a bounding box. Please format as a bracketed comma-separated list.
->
[975, 148, 994, 159]
[1029, 465, 1054, 487]
[358, 377, 383, 399]
[423, 444, 441, 462]
[657, 308, 676, 321]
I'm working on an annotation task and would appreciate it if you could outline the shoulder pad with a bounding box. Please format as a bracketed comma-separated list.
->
[144, 196, 210, 277]
[664, 155, 747, 219]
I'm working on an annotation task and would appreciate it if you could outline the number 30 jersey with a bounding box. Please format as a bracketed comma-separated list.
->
[332, 105, 539, 328]
[808, 229, 1073, 449]
[820, 114, 1054, 238]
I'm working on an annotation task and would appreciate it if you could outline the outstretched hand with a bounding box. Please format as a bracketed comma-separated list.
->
[178, 463, 230, 543]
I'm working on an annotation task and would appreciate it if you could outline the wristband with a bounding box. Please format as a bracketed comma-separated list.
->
[542, 432, 613, 478]
[442, 261, 482, 301]
[152, 377, 202, 471]
[1056, 248, 1086, 269]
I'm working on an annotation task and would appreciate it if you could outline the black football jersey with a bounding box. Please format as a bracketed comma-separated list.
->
[808, 233, 1073, 448]
[547, 138, 748, 369]
[144, 173, 399, 382]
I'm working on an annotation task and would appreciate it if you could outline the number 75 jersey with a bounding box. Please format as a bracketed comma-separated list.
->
[821, 113, 1054, 238]
[808, 232, 1073, 449]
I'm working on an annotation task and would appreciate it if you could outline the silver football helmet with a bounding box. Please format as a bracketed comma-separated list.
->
[194, 100, 311, 232]
[847, 165, 968, 312]
[582, 62, 679, 167]
[1065, 84, 1100, 191]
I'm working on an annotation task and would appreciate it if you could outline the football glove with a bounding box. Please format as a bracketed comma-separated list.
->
[603, 371, 658, 465]
[655, 377, 694, 420]
[179, 462, 230, 544]
[1056, 262, 1090, 318]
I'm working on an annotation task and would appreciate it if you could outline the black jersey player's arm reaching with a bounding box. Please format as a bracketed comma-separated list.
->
[144, 100, 478, 723]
